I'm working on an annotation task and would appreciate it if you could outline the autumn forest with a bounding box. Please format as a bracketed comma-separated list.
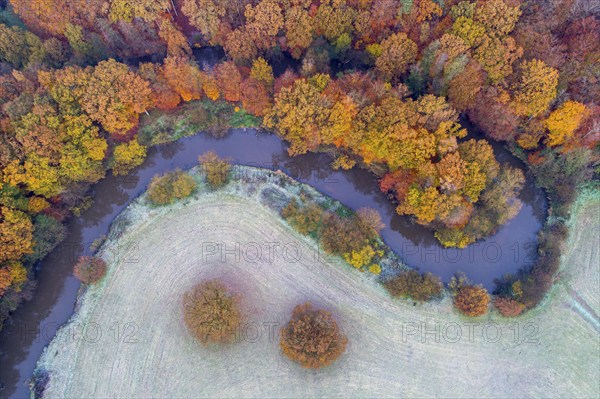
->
[0, 0, 598, 328]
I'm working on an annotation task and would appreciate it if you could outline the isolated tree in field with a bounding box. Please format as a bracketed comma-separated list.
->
[183, 280, 242, 345]
[82, 59, 152, 135]
[198, 151, 231, 188]
[280, 303, 347, 368]
[147, 169, 197, 206]
[73, 256, 107, 284]
[375, 32, 418, 82]
[454, 285, 489, 316]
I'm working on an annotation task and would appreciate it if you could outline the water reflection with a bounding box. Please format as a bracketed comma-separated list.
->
[0, 128, 546, 399]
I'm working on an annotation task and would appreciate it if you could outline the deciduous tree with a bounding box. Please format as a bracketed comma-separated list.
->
[82, 59, 152, 135]
[511, 59, 558, 117]
[0, 206, 33, 263]
[112, 139, 147, 176]
[280, 303, 347, 368]
[375, 32, 418, 81]
[215, 61, 242, 102]
[162, 56, 204, 102]
[544, 101, 589, 147]
[454, 285, 489, 316]
[183, 280, 242, 345]
[181, 0, 226, 43]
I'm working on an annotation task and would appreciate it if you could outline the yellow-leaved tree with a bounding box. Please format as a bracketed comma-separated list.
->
[544, 101, 589, 146]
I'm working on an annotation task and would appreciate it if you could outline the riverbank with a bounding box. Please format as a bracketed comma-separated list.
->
[33, 167, 599, 398]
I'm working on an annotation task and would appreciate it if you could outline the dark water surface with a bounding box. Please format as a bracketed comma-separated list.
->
[0, 127, 546, 398]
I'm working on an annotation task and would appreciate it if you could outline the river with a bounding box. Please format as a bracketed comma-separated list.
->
[0, 52, 546, 399]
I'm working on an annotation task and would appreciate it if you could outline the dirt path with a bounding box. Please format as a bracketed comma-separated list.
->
[35, 170, 600, 398]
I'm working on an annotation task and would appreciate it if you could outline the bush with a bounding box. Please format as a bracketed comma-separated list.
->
[112, 139, 147, 176]
[198, 150, 231, 188]
[493, 297, 525, 317]
[453, 285, 490, 316]
[385, 270, 443, 301]
[368, 264, 382, 275]
[25, 214, 67, 264]
[147, 169, 197, 206]
[73, 256, 107, 284]
[356, 207, 385, 236]
[320, 213, 370, 256]
[280, 303, 347, 368]
[281, 199, 324, 237]
[520, 220, 568, 308]
[182, 280, 242, 345]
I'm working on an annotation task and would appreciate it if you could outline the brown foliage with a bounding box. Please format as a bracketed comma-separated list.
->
[198, 150, 231, 188]
[215, 62, 242, 102]
[454, 285, 490, 316]
[241, 78, 272, 116]
[182, 280, 242, 345]
[320, 213, 370, 256]
[281, 199, 324, 236]
[468, 91, 519, 141]
[280, 303, 347, 368]
[493, 297, 525, 317]
[385, 270, 443, 301]
[73, 256, 107, 284]
[0, 207, 34, 263]
[356, 208, 385, 235]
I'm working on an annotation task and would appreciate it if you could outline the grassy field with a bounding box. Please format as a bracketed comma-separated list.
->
[35, 168, 599, 398]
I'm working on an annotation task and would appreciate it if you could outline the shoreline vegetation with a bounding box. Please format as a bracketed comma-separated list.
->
[32, 165, 599, 398]
[1, 0, 597, 337]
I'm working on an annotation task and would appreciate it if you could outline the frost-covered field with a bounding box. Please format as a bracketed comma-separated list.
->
[35, 168, 599, 398]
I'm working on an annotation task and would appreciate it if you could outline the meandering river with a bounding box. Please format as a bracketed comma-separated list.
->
[0, 50, 546, 398]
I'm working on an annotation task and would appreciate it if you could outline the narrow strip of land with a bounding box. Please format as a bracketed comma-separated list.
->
[35, 171, 600, 398]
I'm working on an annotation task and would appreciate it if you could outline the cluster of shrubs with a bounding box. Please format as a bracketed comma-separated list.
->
[147, 169, 197, 206]
[282, 198, 385, 274]
[146, 151, 232, 206]
[198, 151, 231, 189]
[282, 194, 535, 318]
[384, 270, 443, 302]
[182, 279, 347, 369]
[490, 219, 568, 314]
[496, 145, 595, 314]
[73, 256, 107, 284]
